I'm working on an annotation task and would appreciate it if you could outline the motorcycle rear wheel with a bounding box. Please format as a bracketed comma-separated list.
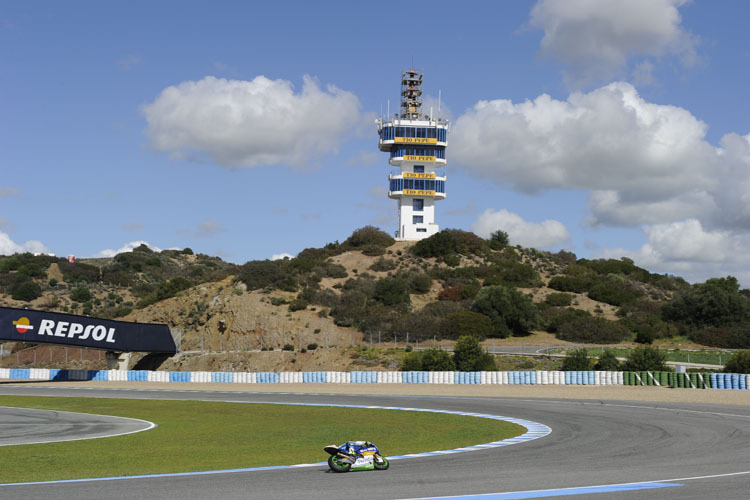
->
[328, 456, 352, 473]
[374, 457, 390, 470]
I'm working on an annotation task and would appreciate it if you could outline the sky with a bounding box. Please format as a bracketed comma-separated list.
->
[1, 0, 749, 286]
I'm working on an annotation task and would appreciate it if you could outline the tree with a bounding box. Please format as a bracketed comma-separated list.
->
[489, 230, 509, 250]
[594, 349, 621, 371]
[724, 350, 750, 374]
[401, 351, 422, 371]
[622, 346, 667, 371]
[662, 276, 750, 328]
[471, 285, 538, 337]
[561, 348, 592, 371]
[453, 335, 496, 371]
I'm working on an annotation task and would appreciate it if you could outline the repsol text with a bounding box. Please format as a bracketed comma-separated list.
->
[38, 320, 116, 343]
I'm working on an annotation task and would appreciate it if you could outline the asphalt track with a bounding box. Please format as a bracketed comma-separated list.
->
[0, 405, 154, 446]
[1, 385, 749, 499]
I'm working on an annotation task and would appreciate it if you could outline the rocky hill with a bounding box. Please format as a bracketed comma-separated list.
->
[1, 227, 748, 371]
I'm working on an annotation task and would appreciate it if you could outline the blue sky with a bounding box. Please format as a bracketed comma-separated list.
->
[1, 1, 749, 285]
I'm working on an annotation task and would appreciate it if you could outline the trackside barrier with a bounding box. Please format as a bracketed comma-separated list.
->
[2, 369, 748, 389]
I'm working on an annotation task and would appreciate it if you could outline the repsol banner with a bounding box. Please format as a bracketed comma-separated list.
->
[0, 306, 176, 354]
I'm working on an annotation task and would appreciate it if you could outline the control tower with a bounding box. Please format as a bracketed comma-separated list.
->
[376, 69, 449, 240]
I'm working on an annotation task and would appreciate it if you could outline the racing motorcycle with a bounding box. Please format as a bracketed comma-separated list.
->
[324, 441, 390, 472]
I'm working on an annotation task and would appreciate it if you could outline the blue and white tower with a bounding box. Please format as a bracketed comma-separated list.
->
[376, 69, 449, 240]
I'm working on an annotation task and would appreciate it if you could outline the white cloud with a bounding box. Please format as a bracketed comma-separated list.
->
[0, 187, 19, 198]
[471, 209, 570, 249]
[195, 220, 227, 238]
[143, 75, 364, 168]
[452, 82, 750, 230]
[271, 252, 294, 261]
[117, 54, 142, 71]
[92, 241, 161, 258]
[0, 231, 50, 255]
[530, 0, 697, 86]
[602, 219, 750, 285]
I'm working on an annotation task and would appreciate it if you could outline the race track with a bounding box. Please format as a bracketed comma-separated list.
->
[1, 385, 749, 499]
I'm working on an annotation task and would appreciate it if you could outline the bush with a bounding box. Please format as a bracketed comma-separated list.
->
[548, 275, 590, 294]
[156, 277, 192, 301]
[373, 277, 410, 307]
[453, 335, 496, 371]
[401, 351, 422, 371]
[413, 229, 487, 258]
[724, 350, 750, 373]
[343, 226, 395, 249]
[688, 326, 750, 349]
[471, 285, 538, 337]
[407, 273, 432, 294]
[594, 349, 621, 370]
[561, 348, 592, 371]
[71, 287, 93, 303]
[556, 316, 631, 344]
[237, 260, 294, 291]
[622, 346, 667, 371]
[420, 348, 456, 371]
[282, 344, 295, 351]
[361, 244, 386, 256]
[307, 343, 318, 351]
[288, 298, 308, 311]
[439, 311, 493, 340]
[370, 257, 397, 272]
[11, 281, 41, 302]
[545, 293, 573, 307]
[662, 276, 750, 328]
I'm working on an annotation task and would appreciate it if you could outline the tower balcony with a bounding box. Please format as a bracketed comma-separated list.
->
[388, 174, 446, 200]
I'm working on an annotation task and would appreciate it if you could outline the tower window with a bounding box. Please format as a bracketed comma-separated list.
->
[417, 228, 427, 232]
[413, 199, 424, 211]
[413, 215, 424, 224]
[414, 165, 424, 173]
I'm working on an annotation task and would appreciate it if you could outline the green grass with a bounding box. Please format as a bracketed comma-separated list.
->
[0, 396, 524, 484]
[582, 347, 730, 365]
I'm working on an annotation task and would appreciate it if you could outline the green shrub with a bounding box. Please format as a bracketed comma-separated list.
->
[370, 257, 397, 272]
[443, 254, 461, 267]
[401, 351, 423, 371]
[18, 263, 45, 278]
[288, 298, 308, 311]
[453, 335, 496, 371]
[48, 278, 58, 287]
[622, 346, 667, 371]
[282, 344, 295, 351]
[11, 281, 41, 302]
[545, 293, 573, 307]
[420, 348, 456, 371]
[361, 244, 386, 256]
[343, 226, 395, 249]
[489, 230, 509, 250]
[471, 285, 538, 337]
[561, 348, 592, 371]
[307, 343, 318, 350]
[724, 350, 750, 373]
[594, 349, 621, 370]
[270, 297, 288, 306]
[440, 311, 493, 340]
[688, 326, 750, 349]
[156, 277, 192, 301]
[407, 273, 432, 294]
[413, 229, 487, 258]
[237, 260, 293, 291]
[662, 276, 750, 328]
[373, 277, 410, 307]
[71, 287, 93, 303]
[548, 275, 590, 294]
[556, 316, 630, 344]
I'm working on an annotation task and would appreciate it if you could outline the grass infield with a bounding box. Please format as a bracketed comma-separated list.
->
[0, 396, 525, 484]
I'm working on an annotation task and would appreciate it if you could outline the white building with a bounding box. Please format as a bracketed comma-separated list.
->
[376, 70, 449, 240]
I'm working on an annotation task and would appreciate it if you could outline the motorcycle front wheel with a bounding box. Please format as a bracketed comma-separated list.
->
[374, 456, 390, 470]
[328, 455, 352, 473]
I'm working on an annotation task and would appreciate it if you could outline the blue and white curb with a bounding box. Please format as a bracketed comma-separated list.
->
[0, 401, 550, 486]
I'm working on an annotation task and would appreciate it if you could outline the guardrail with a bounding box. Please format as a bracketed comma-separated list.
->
[1, 368, 748, 390]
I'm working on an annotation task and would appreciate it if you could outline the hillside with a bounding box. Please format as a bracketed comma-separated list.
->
[1, 227, 749, 372]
